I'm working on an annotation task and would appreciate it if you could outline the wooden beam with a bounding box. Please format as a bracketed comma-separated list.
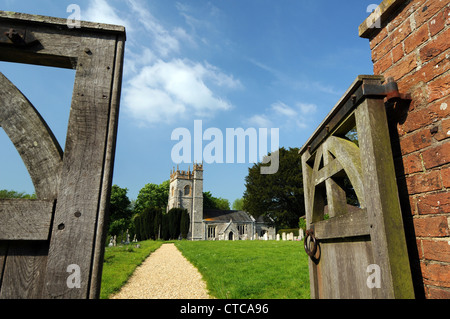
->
[0, 199, 54, 240]
[0, 72, 63, 200]
[313, 208, 369, 240]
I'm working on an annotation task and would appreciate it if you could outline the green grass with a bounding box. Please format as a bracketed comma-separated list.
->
[100, 240, 163, 299]
[174, 240, 310, 299]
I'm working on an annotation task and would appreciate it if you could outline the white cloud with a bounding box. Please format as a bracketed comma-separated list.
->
[84, 0, 241, 126]
[123, 59, 239, 125]
[84, 0, 131, 30]
[246, 101, 317, 130]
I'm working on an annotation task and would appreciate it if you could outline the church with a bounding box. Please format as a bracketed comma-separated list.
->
[167, 163, 275, 241]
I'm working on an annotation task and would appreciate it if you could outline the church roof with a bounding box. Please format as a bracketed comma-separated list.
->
[203, 209, 255, 223]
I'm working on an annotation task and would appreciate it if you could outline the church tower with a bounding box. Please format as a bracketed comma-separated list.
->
[167, 164, 204, 240]
[191, 163, 204, 240]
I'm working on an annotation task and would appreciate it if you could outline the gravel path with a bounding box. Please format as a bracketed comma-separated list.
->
[110, 243, 211, 299]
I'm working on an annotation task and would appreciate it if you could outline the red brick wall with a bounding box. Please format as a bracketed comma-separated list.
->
[363, 0, 449, 299]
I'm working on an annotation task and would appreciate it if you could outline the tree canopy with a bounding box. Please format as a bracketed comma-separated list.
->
[243, 147, 305, 229]
[203, 191, 230, 210]
[134, 180, 170, 213]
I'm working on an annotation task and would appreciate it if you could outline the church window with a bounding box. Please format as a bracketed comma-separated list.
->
[184, 185, 191, 196]
[208, 226, 216, 239]
[238, 224, 245, 235]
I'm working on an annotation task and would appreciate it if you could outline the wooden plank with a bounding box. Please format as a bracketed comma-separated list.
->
[0, 72, 63, 200]
[313, 208, 369, 240]
[355, 97, 415, 299]
[88, 35, 125, 299]
[325, 136, 365, 208]
[43, 34, 118, 299]
[318, 240, 377, 299]
[0, 241, 49, 299]
[0, 13, 125, 69]
[0, 199, 54, 240]
[0, 11, 126, 34]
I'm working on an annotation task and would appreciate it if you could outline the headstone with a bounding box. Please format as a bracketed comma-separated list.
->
[282, 232, 286, 241]
[276, 234, 280, 241]
[289, 232, 294, 241]
[125, 229, 130, 245]
[108, 237, 114, 247]
[299, 228, 304, 240]
[263, 233, 268, 241]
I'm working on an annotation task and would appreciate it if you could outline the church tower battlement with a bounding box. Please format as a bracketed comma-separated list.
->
[167, 163, 204, 240]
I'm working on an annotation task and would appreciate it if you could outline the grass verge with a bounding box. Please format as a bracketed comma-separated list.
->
[100, 240, 163, 299]
[174, 240, 310, 299]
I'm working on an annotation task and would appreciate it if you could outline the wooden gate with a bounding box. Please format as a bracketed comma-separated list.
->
[0, 11, 125, 298]
[299, 75, 415, 299]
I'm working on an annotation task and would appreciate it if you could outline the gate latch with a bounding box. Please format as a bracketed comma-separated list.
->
[304, 229, 318, 258]
[362, 77, 411, 103]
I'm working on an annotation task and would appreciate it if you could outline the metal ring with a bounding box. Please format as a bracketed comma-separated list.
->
[304, 229, 318, 257]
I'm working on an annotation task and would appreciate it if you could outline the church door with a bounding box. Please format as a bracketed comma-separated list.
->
[228, 232, 234, 241]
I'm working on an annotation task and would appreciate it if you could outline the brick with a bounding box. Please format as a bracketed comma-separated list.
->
[406, 170, 443, 194]
[415, 0, 449, 28]
[429, 5, 450, 36]
[387, 0, 426, 32]
[421, 261, 450, 288]
[428, 72, 450, 103]
[427, 286, 450, 299]
[417, 191, 450, 214]
[404, 23, 429, 54]
[419, 27, 450, 63]
[384, 51, 418, 79]
[370, 26, 388, 50]
[422, 142, 450, 169]
[434, 118, 450, 141]
[400, 129, 432, 155]
[403, 152, 424, 174]
[392, 44, 405, 63]
[414, 215, 450, 237]
[373, 51, 393, 74]
[372, 36, 393, 63]
[422, 239, 450, 263]
[442, 166, 450, 188]
[391, 19, 412, 48]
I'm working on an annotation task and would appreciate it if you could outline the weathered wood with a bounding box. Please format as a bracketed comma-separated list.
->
[0, 11, 126, 69]
[0, 241, 49, 299]
[0, 72, 63, 200]
[313, 208, 369, 240]
[88, 35, 125, 299]
[355, 97, 415, 299]
[300, 75, 414, 299]
[0, 11, 125, 299]
[325, 136, 365, 208]
[0, 199, 54, 240]
[43, 34, 120, 299]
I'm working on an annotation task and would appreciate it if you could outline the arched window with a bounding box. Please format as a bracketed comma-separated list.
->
[184, 185, 191, 196]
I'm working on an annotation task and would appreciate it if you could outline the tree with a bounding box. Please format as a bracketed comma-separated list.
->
[134, 180, 170, 214]
[232, 197, 244, 210]
[203, 191, 230, 210]
[0, 189, 36, 199]
[107, 185, 133, 238]
[243, 147, 305, 229]
[180, 209, 190, 239]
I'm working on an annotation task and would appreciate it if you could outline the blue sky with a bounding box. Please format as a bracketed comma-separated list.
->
[0, 0, 379, 204]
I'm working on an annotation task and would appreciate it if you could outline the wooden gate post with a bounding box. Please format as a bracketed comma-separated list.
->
[300, 75, 415, 299]
[0, 11, 125, 299]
